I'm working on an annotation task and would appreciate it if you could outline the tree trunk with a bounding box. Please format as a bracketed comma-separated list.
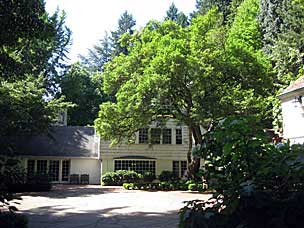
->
[187, 124, 203, 180]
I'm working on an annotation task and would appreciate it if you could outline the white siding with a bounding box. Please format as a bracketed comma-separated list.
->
[100, 119, 193, 175]
[281, 96, 304, 144]
[70, 158, 101, 184]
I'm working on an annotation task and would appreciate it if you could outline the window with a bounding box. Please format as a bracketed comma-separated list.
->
[180, 161, 187, 177]
[49, 160, 60, 182]
[172, 161, 180, 177]
[37, 160, 47, 174]
[114, 160, 156, 175]
[162, 129, 172, 144]
[176, 129, 182, 144]
[172, 160, 187, 177]
[27, 160, 35, 175]
[151, 128, 161, 144]
[62, 160, 70, 181]
[139, 128, 148, 144]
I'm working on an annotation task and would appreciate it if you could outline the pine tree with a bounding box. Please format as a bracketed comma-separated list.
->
[81, 32, 112, 72]
[165, 3, 189, 27]
[165, 3, 179, 21]
[111, 11, 136, 56]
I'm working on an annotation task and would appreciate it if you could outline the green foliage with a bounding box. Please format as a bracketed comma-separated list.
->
[0, 0, 72, 151]
[101, 170, 142, 186]
[142, 171, 156, 182]
[8, 173, 52, 193]
[122, 180, 205, 191]
[81, 32, 112, 72]
[0, 212, 28, 228]
[95, 6, 272, 177]
[159, 170, 177, 182]
[111, 11, 136, 56]
[179, 115, 304, 227]
[0, 76, 70, 142]
[194, 0, 244, 21]
[59, 63, 108, 126]
[165, 3, 189, 27]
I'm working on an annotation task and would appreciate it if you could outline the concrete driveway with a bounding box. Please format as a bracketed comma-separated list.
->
[16, 185, 211, 228]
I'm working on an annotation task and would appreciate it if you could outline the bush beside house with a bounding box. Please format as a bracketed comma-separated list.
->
[101, 170, 208, 192]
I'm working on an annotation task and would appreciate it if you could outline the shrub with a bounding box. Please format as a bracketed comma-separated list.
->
[101, 170, 141, 186]
[8, 173, 52, 192]
[188, 183, 198, 191]
[0, 212, 28, 228]
[179, 116, 304, 228]
[143, 171, 155, 182]
[159, 170, 176, 181]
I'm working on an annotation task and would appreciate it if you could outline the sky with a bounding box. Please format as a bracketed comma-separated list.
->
[45, 0, 197, 63]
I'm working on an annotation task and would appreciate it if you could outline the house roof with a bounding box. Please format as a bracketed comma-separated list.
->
[278, 76, 304, 99]
[4, 126, 99, 158]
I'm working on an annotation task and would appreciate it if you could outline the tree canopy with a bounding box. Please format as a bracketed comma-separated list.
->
[0, 0, 71, 152]
[95, 1, 272, 177]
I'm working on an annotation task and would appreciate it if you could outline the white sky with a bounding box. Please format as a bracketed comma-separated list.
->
[45, 0, 197, 63]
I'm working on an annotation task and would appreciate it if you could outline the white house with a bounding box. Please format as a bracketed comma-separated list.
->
[16, 126, 101, 184]
[101, 119, 191, 177]
[277, 76, 304, 144]
[11, 116, 195, 184]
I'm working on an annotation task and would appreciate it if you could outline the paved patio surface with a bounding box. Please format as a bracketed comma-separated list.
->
[16, 185, 211, 228]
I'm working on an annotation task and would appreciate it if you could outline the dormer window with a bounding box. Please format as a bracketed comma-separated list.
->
[151, 128, 161, 144]
[162, 129, 172, 144]
[176, 129, 182, 144]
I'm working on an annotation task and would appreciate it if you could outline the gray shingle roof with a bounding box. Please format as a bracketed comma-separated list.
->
[9, 126, 99, 158]
[278, 76, 304, 99]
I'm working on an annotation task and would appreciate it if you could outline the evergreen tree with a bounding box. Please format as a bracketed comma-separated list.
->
[165, 3, 179, 21]
[259, 0, 304, 86]
[111, 11, 136, 56]
[194, 0, 244, 22]
[0, 0, 71, 149]
[81, 32, 112, 72]
[165, 3, 189, 27]
[259, 0, 284, 54]
[60, 63, 108, 126]
[177, 12, 189, 27]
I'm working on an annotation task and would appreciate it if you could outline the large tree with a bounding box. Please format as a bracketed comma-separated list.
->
[0, 0, 71, 152]
[59, 63, 108, 126]
[95, 2, 271, 178]
[165, 3, 189, 27]
[111, 11, 136, 57]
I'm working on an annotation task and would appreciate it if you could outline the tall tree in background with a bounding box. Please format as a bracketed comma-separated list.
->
[0, 0, 71, 151]
[60, 63, 108, 126]
[194, 0, 244, 22]
[111, 11, 136, 56]
[81, 11, 136, 72]
[165, 3, 189, 27]
[81, 32, 112, 72]
[259, 0, 304, 86]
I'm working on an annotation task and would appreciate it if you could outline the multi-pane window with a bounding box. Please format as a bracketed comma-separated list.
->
[114, 160, 156, 175]
[37, 160, 47, 174]
[27, 160, 35, 175]
[151, 128, 161, 144]
[62, 160, 70, 181]
[49, 160, 60, 181]
[172, 161, 180, 177]
[180, 161, 187, 177]
[139, 128, 148, 144]
[176, 129, 182, 144]
[162, 129, 172, 144]
[172, 160, 187, 177]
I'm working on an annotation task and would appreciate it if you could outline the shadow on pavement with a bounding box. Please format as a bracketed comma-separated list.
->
[18, 185, 125, 199]
[23, 205, 179, 228]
